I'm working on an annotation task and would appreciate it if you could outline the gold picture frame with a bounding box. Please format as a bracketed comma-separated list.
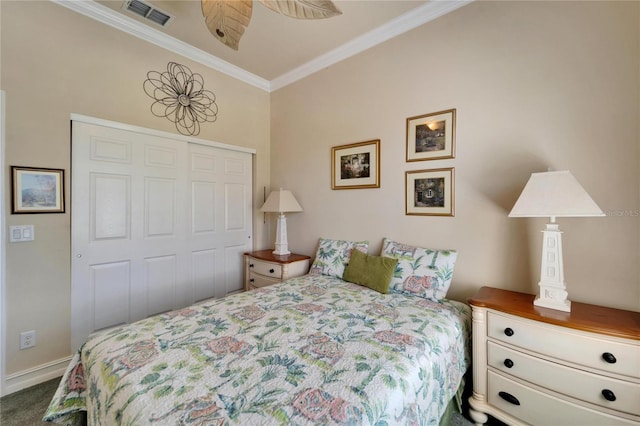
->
[331, 140, 380, 190]
[406, 168, 454, 216]
[11, 166, 65, 214]
[406, 109, 456, 161]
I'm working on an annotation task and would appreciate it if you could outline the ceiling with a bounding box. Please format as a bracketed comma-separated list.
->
[55, 0, 471, 91]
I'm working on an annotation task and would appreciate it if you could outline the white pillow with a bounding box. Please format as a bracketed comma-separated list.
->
[309, 238, 369, 279]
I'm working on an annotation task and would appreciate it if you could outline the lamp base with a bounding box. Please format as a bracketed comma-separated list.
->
[272, 247, 291, 256]
[272, 213, 290, 256]
[534, 290, 571, 312]
[534, 222, 571, 312]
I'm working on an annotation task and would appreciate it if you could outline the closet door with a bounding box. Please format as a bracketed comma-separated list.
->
[188, 142, 253, 302]
[71, 120, 252, 350]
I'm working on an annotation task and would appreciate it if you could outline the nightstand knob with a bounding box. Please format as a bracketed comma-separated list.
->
[602, 352, 617, 364]
[249, 278, 255, 283]
[269, 268, 275, 274]
[504, 327, 514, 337]
[504, 358, 514, 368]
[602, 389, 617, 402]
[498, 391, 520, 406]
[249, 263, 254, 268]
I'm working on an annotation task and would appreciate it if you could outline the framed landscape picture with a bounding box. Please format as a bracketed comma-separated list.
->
[331, 139, 380, 189]
[11, 166, 65, 214]
[405, 167, 454, 216]
[406, 109, 456, 161]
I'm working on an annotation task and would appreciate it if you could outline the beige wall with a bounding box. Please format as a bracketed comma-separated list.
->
[1, 1, 270, 375]
[271, 1, 640, 310]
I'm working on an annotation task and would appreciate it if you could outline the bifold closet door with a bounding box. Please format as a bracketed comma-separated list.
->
[71, 120, 252, 350]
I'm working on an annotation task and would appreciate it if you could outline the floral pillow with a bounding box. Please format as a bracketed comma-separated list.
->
[309, 238, 369, 279]
[380, 237, 457, 301]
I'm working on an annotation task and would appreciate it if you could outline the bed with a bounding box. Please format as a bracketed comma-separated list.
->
[44, 238, 470, 425]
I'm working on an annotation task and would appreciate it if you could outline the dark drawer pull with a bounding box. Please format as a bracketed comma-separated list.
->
[249, 278, 255, 283]
[249, 263, 254, 268]
[498, 391, 520, 406]
[602, 389, 616, 402]
[269, 268, 275, 274]
[504, 359, 514, 368]
[602, 352, 617, 364]
[504, 327, 514, 337]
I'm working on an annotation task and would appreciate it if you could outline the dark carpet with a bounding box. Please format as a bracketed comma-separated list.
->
[0, 377, 61, 425]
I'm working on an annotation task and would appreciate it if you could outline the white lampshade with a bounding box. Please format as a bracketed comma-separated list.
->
[260, 189, 303, 213]
[509, 170, 604, 219]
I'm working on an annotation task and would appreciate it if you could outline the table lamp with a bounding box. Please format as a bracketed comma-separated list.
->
[509, 170, 605, 312]
[260, 188, 303, 255]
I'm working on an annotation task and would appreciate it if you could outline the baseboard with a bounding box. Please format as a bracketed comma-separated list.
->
[2, 355, 72, 396]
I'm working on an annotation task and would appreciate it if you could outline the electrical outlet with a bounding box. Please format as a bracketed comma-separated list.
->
[20, 330, 36, 349]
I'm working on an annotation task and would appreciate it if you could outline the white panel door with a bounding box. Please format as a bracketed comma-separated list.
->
[188, 143, 253, 300]
[71, 120, 252, 351]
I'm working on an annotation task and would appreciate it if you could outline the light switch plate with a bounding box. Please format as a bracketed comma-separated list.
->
[9, 225, 34, 242]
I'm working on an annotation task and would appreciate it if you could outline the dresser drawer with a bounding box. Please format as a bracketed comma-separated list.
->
[488, 342, 640, 416]
[248, 272, 280, 289]
[487, 371, 638, 425]
[488, 312, 639, 378]
[248, 260, 282, 279]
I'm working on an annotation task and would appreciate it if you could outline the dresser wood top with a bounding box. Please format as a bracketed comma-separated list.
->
[469, 286, 640, 341]
[245, 250, 310, 264]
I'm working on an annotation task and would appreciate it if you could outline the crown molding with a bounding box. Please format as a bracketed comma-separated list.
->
[50, 0, 271, 91]
[51, 0, 471, 93]
[270, 1, 472, 91]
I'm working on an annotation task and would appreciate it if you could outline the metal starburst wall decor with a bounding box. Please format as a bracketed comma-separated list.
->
[144, 62, 218, 136]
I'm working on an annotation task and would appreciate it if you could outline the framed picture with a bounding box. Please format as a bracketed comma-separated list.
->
[331, 139, 380, 189]
[406, 109, 456, 161]
[11, 166, 65, 214]
[406, 167, 454, 216]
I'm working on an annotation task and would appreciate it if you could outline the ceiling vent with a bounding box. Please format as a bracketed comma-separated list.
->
[122, 0, 173, 27]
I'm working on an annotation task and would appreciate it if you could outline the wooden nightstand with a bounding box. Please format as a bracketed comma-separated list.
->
[468, 286, 640, 426]
[244, 250, 310, 291]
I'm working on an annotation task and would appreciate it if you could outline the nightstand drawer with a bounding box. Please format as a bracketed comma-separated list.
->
[488, 371, 638, 425]
[248, 272, 280, 289]
[249, 260, 282, 278]
[244, 251, 310, 292]
[488, 312, 639, 378]
[488, 342, 640, 416]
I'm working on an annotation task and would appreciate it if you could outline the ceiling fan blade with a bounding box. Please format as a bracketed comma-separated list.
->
[201, 0, 253, 50]
[258, 0, 342, 19]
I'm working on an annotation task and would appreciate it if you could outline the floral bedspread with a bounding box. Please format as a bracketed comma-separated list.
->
[44, 274, 470, 425]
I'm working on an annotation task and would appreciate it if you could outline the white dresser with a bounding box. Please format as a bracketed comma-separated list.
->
[244, 250, 310, 291]
[468, 286, 640, 426]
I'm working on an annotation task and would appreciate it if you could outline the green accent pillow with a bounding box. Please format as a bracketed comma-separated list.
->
[342, 248, 398, 294]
